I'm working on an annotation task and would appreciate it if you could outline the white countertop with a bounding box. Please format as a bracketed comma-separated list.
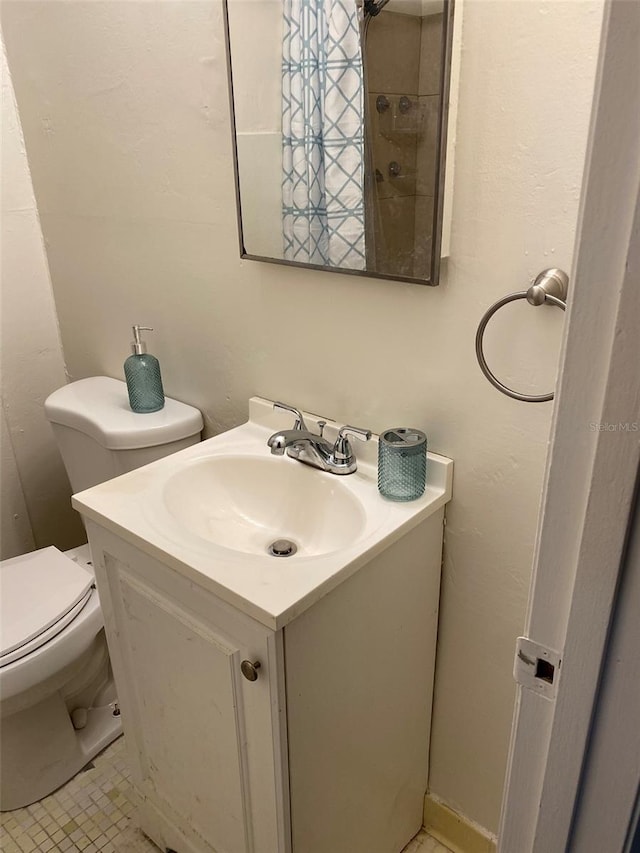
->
[73, 398, 453, 630]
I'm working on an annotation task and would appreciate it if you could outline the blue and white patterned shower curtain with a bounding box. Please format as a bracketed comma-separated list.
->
[282, 0, 366, 269]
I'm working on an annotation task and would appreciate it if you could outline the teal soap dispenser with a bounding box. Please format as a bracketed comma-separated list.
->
[124, 325, 165, 413]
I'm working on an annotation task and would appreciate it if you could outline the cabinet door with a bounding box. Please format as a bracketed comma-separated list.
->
[121, 572, 255, 852]
[89, 527, 286, 853]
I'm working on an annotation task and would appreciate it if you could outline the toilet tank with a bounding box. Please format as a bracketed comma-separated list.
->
[45, 377, 203, 494]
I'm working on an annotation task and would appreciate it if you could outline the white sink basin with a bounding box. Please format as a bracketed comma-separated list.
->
[163, 455, 366, 557]
[73, 397, 453, 629]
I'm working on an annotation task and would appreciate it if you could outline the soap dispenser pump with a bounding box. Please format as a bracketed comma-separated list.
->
[124, 325, 165, 413]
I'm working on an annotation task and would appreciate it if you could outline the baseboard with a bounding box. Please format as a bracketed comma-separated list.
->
[424, 793, 497, 853]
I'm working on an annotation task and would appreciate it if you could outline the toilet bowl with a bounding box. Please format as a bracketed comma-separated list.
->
[0, 546, 120, 811]
[0, 377, 203, 810]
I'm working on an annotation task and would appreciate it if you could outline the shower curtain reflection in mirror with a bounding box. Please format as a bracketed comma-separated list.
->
[282, 0, 366, 269]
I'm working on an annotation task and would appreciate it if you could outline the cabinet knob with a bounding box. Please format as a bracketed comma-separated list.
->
[241, 660, 261, 682]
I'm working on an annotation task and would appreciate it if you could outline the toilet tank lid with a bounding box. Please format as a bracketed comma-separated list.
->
[45, 377, 203, 450]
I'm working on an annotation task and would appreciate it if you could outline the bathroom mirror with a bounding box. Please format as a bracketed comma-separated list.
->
[224, 0, 454, 286]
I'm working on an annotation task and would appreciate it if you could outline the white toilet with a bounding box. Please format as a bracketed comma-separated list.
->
[0, 376, 203, 811]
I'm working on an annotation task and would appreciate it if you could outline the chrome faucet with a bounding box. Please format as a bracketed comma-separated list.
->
[267, 402, 371, 475]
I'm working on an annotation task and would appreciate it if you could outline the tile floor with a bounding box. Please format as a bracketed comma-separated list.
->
[0, 736, 452, 852]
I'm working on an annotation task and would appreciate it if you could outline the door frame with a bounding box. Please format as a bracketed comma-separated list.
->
[498, 0, 640, 850]
[568, 479, 640, 851]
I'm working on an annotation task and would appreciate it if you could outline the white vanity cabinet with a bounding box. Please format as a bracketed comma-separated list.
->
[85, 509, 445, 853]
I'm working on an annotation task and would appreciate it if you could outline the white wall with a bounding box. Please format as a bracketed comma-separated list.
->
[1, 0, 603, 832]
[228, 0, 283, 257]
[0, 39, 84, 558]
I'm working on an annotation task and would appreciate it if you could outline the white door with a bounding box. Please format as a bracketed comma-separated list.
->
[498, 1, 640, 850]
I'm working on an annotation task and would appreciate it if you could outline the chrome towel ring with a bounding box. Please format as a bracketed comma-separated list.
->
[475, 268, 569, 403]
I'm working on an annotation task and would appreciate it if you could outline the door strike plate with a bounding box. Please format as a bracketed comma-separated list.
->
[513, 636, 561, 700]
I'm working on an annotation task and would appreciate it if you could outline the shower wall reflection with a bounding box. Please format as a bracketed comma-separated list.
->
[364, 7, 444, 278]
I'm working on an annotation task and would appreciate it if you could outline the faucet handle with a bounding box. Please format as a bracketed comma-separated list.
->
[338, 425, 372, 442]
[273, 401, 307, 431]
[334, 425, 372, 462]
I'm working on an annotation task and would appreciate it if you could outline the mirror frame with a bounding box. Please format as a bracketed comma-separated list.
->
[223, 0, 455, 287]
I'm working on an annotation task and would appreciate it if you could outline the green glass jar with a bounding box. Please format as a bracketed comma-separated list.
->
[378, 428, 427, 501]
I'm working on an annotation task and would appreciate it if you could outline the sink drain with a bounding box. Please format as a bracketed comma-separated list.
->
[267, 539, 298, 558]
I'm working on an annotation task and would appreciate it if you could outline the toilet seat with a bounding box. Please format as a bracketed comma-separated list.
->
[1, 547, 94, 668]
